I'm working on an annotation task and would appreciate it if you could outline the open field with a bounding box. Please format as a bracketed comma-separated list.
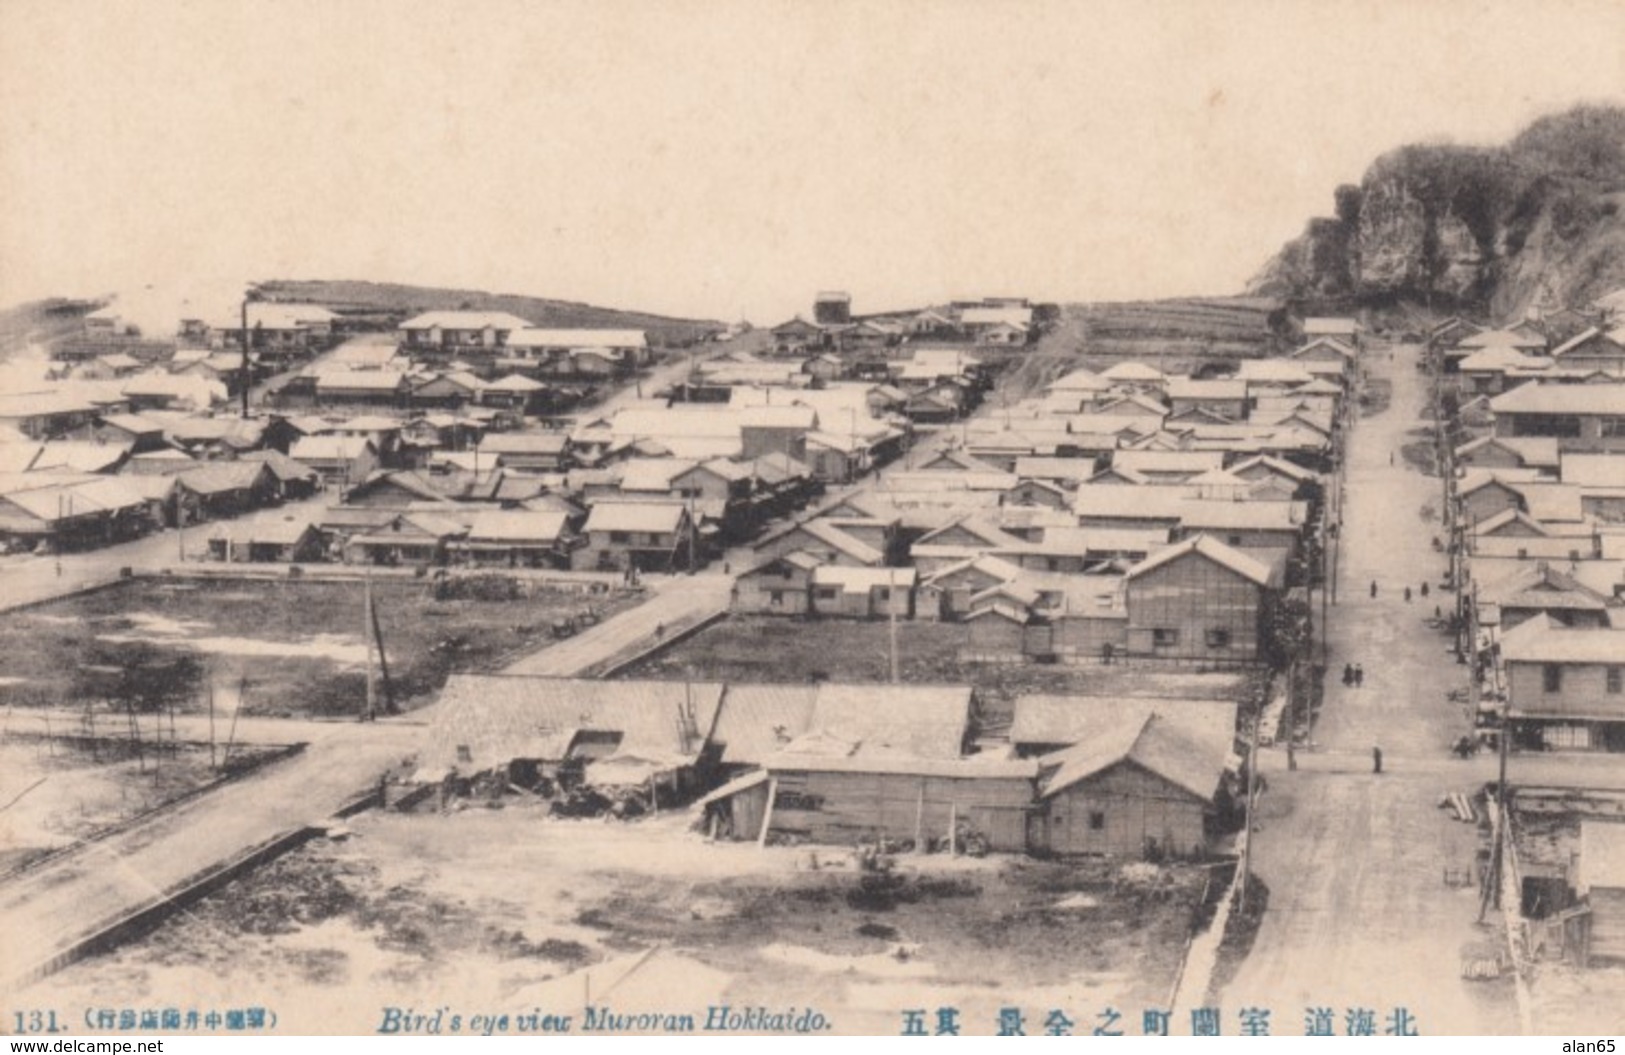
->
[0, 737, 287, 874]
[618, 615, 1262, 720]
[0, 577, 640, 719]
[32, 808, 1215, 1034]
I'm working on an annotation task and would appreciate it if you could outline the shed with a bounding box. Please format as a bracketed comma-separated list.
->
[1578, 821, 1625, 964]
[1035, 711, 1231, 858]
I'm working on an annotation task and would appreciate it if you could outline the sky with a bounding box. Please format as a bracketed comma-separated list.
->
[2, 0, 1623, 330]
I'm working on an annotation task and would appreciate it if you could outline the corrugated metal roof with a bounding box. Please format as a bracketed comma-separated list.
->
[710, 684, 820, 766]
[1038, 710, 1232, 802]
[424, 676, 725, 773]
[583, 501, 687, 534]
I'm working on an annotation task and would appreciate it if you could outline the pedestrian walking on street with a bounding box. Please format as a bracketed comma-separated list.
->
[1370, 580, 1378, 599]
[1421, 582, 1429, 598]
[1342, 663, 1354, 687]
[1354, 664, 1365, 688]
[1404, 586, 1412, 603]
[1372, 745, 1384, 774]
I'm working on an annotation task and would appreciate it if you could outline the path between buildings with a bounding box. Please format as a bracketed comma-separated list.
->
[1220, 346, 1521, 1034]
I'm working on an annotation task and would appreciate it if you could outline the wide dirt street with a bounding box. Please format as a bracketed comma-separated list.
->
[1223, 345, 1524, 1035]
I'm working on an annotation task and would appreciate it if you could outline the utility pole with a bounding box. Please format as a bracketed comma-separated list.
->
[888, 568, 900, 685]
[363, 565, 377, 722]
[207, 681, 217, 771]
[239, 287, 257, 419]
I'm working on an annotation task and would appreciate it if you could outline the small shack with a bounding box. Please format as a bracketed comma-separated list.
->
[1576, 821, 1625, 965]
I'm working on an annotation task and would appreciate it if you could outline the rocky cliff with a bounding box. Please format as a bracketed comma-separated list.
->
[1249, 105, 1625, 317]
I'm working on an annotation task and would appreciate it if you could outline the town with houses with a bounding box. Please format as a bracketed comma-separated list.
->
[1, 272, 1624, 1035]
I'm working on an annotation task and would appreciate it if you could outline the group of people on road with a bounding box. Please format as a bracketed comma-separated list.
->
[1341, 663, 1365, 688]
[1369, 580, 1431, 601]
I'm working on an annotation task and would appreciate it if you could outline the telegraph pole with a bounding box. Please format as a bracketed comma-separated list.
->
[888, 568, 900, 684]
[363, 565, 377, 722]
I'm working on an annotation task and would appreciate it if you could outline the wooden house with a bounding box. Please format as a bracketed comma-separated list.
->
[343, 511, 468, 566]
[450, 510, 573, 568]
[206, 519, 323, 563]
[289, 435, 378, 488]
[1550, 326, 1625, 377]
[810, 565, 915, 619]
[574, 500, 698, 573]
[1034, 711, 1232, 858]
[1123, 535, 1283, 662]
[1490, 383, 1625, 454]
[1500, 616, 1625, 750]
[174, 462, 275, 522]
[398, 311, 532, 357]
[733, 551, 823, 615]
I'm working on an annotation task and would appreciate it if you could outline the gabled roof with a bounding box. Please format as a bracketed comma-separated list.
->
[209, 518, 316, 546]
[507, 328, 646, 349]
[583, 500, 689, 534]
[237, 449, 319, 482]
[1560, 453, 1625, 488]
[1227, 453, 1318, 484]
[484, 373, 547, 393]
[478, 432, 571, 455]
[1490, 383, 1625, 417]
[1100, 361, 1166, 383]
[1167, 378, 1248, 401]
[461, 509, 570, 543]
[1478, 562, 1612, 611]
[1012, 694, 1235, 753]
[1038, 711, 1230, 802]
[786, 683, 973, 761]
[1113, 449, 1225, 476]
[313, 369, 409, 393]
[1235, 360, 1315, 386]
[1127, 534, 1276, 587]
[289, 435, 375, 461]
[175, 461, 270, 495]
[400, 310, 532, 331]
[1471, 508, 1551, 537]
[1460, 328, 1546, 349]
[708, 684, 821, 766]
[1302, 317, 1360, 336]
[424, 676, 725, 774]
[1050, 368, 1110, 393]
[1290, 336, 1356, 360]
[1500, 614, 1625, 664]
[1454, 435, 1562, 469]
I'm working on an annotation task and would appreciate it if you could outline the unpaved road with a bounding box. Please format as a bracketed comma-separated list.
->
[1223, 347, 1544, 1035]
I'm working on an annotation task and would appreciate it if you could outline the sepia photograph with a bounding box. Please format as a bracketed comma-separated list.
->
[2, 0, 1624, 1039]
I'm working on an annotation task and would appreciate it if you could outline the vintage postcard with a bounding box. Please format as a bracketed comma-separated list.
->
[2, 0, 1624, 1039]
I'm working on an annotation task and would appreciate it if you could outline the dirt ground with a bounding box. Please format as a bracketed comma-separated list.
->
[37, 807, 1212, 1035]
[620, 616, 1262, 720]
[0, 737, 283, 874]
[0, 577, 637, 718]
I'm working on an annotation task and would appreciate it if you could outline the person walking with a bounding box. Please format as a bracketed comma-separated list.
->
[1404, 586, 1412, 603]
[1342, 663, 1354, 687]
[1372, 744, 1384, 774]
[1370, 580, 1378, 599]
[1354, 664, 1365, 688]
[1421, 582, 1429, 598]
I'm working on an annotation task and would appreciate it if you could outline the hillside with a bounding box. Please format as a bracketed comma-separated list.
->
[999, 296, 1284, 400]
[256, 279, 726, 346]
[1250, 104, 1625, 318]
